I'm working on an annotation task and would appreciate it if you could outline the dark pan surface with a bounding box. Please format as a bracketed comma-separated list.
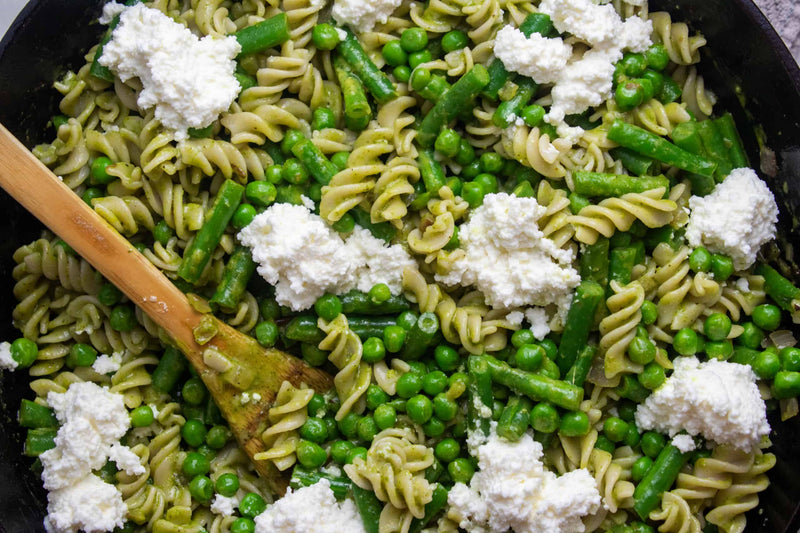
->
[0, 0, 799, 531]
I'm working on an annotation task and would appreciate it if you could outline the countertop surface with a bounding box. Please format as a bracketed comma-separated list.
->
[0, 0, 799, 63]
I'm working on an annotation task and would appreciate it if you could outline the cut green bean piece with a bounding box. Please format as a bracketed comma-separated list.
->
[418, 65, 490, 147]
[291, 136, 339, 185]
[519, 12, 554, 36]
[408, 484, 449, 533]
[340, 290, 410, 315]
[400, 312, 439, 360]
[351, 208, 397, 242]
[338, 29, 397, 104]
[573, 171, 670, 198]
[497, 396, 534, 441]
[608, 120, 717, 177]
[564, 345, 597, 388]
[178, 179, 244, 283]
[290, 466, 351, 500]
[697, 120, 733, 181]
[348, 316, 400, 341]
[24, 428, 57, 457]
[285, 315, 325, 344]
[210, 246, 256, 312]
[18, 399, 58, 429]
[580, 237, 610, 289]
[493, 77, 538, 128]
[714, 113, 749, 169]
[352, 485, 382, 533]
[333, 55, 372, 131]
[633, 444, 690, 519]
[556, 281, 605, 374]
[609, 246, 638, 287]
[756, 264, 800, 322]
[484, 355, 584, 411]
[152, 347, 187, 393]
[468, 355, 494, 437]
[609, 147, 656, 176]
[481, 59, 511, 100]
[418, 149, 447, 193]
[234, 13, 290, 57]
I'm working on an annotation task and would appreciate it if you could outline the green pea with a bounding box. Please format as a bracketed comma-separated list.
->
[66, 343, 98, 368]
[773, 371, 800, 399]
[622, 53, 648, 77]
[189, 475, 213, 503]
[516, 344, 545, 372]
[640, 301, 658, 325]
[239, 492, 267, 518]
[265, 164, 283, 184]
[407, 361, 427, 375]
[183, 451, 211, 477]
[253, 320, 278, 348]
[752, 350, 781, 380]
[396, 372, 424, 398]
[559, 410, 590, 437]
[615, 80, 644, 111]
[373, 404, 397, 430]
[510, 329, 534, 348]
[538, 358, 561, 380]
[710, 254, 734, 282]
[301, 343, 328, 367]
[182, 419, 208, 448]
[433, 438, 460, 463]
[151, 219, 174, 246]
[332, 213, 355, 233]
[631, 456, 653, 482]
[645, 43, 670, 71]
[539, 339, 557, 360]
[423, 416, 446, 437]
[624, 424, 642, 448]
[304, 394, 325, 418]
[90, 156, 115, 184]
[408, 50, 432, 69]
[628, 336, 656, 365]
[406, 394, 433, 425]
[705, 340, 733, 360]
[441, 30, 468, 52]
[281, 130, 304, 154]
[752, 304, 782, 331]
[393, 65, 411, 83]
[704, 313, 732, 342]
[433, 345, 459, 372]
[474, 173, 498, 194]
[479, 152, 504, 174]
[299, 417, 329, 443]
[338, 412, 361, 439]
[231, 518, 256, 533]
[521, 104, 545, 127]
[617, 400, 636, 422]
[82, 187, 104, 206]
[448, 457, 475, 484]
[382, 40, 408, 67]
[640, 431, 666, 458]
[309, 107, 336, 131]
[110, 305, 137, 332]
[738, 322, 764, 350]
[461, 181, 485, 208]
[530, 403, 559, 433]
[130, 405, 154, 428]
[603, 416, 629, 443]
[331, 151, 350, 171]
[454, 139, 476, 166]
[282, 158, 309, 185]
[383, 325, 406, 353]
[460, 160, 482, 180]
[433, 393, 458, 421]
[356, 416, 379, 442]
[594, 435, 616, 454]
[215, 472, 240, 497]
[635, 77, 655, 101]
[396, 310, 419, 330]
[346, 446, 368, 464]
[673, 328, 699, 356]
[434, 128, 461, 158]
[52, 114, 69, 130]
[400, 27, 428, 53]
[9, 338, 38, 368]
[296, 440, 327, 468]
[331, 440, 355, 464]
[423, 371, 448, 396]
[311, 23, 341, 51]
[361, 337, 386, 364]
[639, 362, 666, 390]
[205, 425, 230, 449]
[366, 384, 390, 411]
[314, 294, 342, 321]
[781, 347, 800, 372]
[182, 377, 207, 406]
[640, 69, 665, 95]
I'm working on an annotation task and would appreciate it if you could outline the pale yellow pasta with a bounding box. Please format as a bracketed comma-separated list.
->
[318, 314, 372, 420]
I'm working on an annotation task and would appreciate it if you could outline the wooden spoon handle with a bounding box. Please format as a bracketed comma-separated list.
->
[0, 123, 203, 350]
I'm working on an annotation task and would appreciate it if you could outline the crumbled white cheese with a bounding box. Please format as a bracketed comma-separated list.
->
[332, 0, 402, 32]
[43, 474, 128, 533]
[539, 0, 622, 46]
[254, 479, 366, 533]
[670, 434, 697, 453]
[99, 3, 241, 140]
[493, 27, 572, 84]
[239, 202, 414, 311]
[635, 356, 770, 452]
[335, 27, 348, 41]
[548, 48, 618, 119]
[92, 353, 122, 375]
[0, 341, 18, 371]
[685, 168, 778, 270]
[524, 308, 551, 341]
[436, 193, 580, 311]
[211, 494, 240, 516]
[735, 277, 750, 293]
[449, 430, 601, 533]
[41, 382, 142, 533]
[98, 1, 126, 25]
[505, 311, 525, 327]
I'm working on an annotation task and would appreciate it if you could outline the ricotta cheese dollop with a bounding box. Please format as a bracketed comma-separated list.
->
[436, 193, 580, 312]
[0, 341, 18, 371]
[685, 167, 778, 271]
[238, 201, 415, 311]
[448, 430, 601, 533]
[332, 0, 403, 32]
[635, 356, 771, 452]
[99, 3, 241, 140]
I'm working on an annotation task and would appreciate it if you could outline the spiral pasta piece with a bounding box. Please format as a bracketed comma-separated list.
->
[705, 451, 776, 533]
[255, 380, 314, 470]
[600, 280, 646, 379]
[371, 156, 420, 226]
[500, 124, 573, 179]
[649, 491, 702, 533]
[318, 314, 372, 420]
[649, 11, 707, 65]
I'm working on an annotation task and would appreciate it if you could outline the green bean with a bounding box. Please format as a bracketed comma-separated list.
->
[349, 316, 402, 341]
[233, 13, 290, 57]
[608, 120, 717, 177]
[714, 113, 749, 168]
[210, 246, 256, 312]
[340, 289, 410, 315]
[234, 67, 257, 91]
[418, 149, 447, 193]
[564, 345, 597, 388]
[411, 69, 451, 102]
[481, 59, 511, 100]
[756, 264, 800, 322]
[338, 29, 397, 104]
[519, 12, 554, 36]
[610, 147, 655, 176]
[333, 55, 372, 131]
[512, 180, 536, 198]
[669, 121, 703, 154]
[580, 238, 610, 289]
[573, 171, 670, 198]
[152, 347, 187, 393]
[633, 444, 690, 519]
[497, 396, 534, 441]
[178, 179, 244, 283]
[468, 355, 494, 437]
[352, 485, 382, 533]
[24, 428, 57, 457]
[657, 74, 682, 103]
[18, 399, 58, 429]
[697, 120, 733, 181]
[484, 355, 584, 411]
[609, 246, 639, 286]
[350, 208, 397, 242]
[400, 312, 439, 360]
[285, 315, 325, 344]
[418, 65, 490, 147]
[290, 466, 351, 500]
[290, 136, 339, 185]
[408, 484, 449, 533]
[615, 374, 650, 402]
[556, 281, 605, 374]
[493, 77, 538, 128]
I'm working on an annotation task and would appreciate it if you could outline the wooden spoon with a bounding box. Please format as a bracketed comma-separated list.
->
[0, 123, 333, 494]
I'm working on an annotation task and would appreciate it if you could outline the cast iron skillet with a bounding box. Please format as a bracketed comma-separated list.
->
[0, 0, 799, 531]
